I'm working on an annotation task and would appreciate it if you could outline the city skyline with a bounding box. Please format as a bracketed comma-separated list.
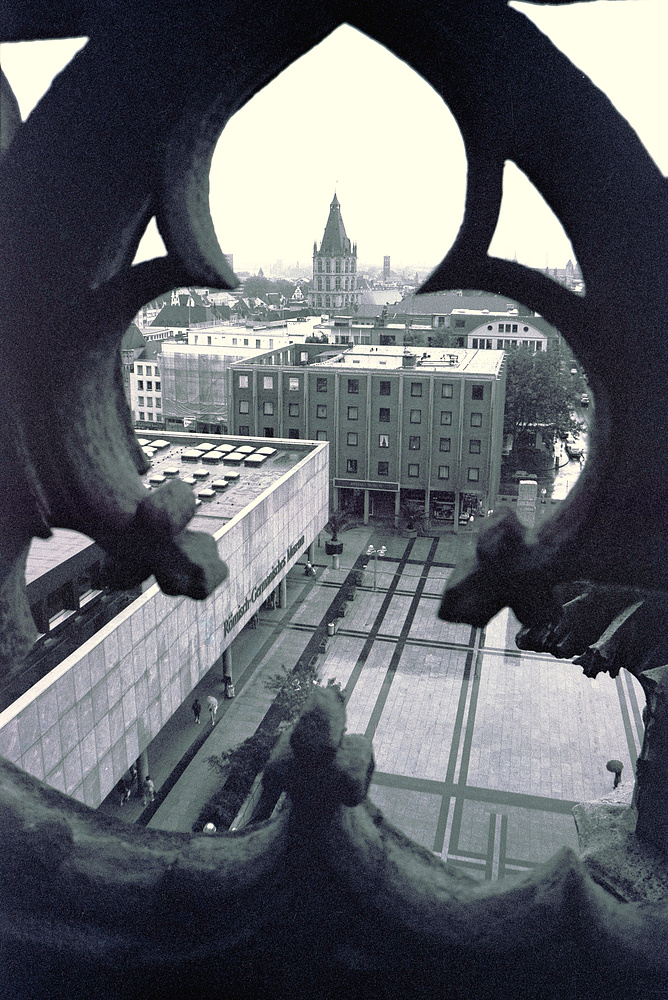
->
[2, 2, 666, 278]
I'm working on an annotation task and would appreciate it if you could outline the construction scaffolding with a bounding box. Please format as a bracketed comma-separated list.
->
[160, 351, 237, 423]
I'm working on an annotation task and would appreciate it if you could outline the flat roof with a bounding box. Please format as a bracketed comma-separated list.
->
[311, 345, 505, 376]
[26, 433, 325, 584]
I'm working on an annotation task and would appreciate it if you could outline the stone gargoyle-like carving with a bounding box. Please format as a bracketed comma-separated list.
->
[0, 686, 667, 1000]
[517, 586, 668, 858]
[2, 1, 668, 996]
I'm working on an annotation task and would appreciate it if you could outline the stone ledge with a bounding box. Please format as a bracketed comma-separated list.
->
[574, 798, 668, 902]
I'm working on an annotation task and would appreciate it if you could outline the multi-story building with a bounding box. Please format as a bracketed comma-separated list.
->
[308, 194, 362, 313]
[0, 432, 328, 808]
[229, 344, 506, 528]
[129, 350, 166, 430]
[450, 308, 562, 352]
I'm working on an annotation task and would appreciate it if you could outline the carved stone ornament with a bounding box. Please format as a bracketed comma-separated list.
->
[2, 1, 668, 997]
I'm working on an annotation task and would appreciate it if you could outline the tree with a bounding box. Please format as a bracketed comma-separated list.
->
[242, 274, 272, 299]
[429, 330, 459, 348]
[503, 349, 583, 451]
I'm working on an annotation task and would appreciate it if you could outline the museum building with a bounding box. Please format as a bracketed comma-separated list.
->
[0, 433, 328, 809]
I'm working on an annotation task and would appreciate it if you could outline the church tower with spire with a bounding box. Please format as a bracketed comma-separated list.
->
[309, 193, 360, 313]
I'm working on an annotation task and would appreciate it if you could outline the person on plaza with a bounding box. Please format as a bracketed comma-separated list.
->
[192, 697, 201, 724]
[207, 694, 218, 725]
[142, 775, 155, 806]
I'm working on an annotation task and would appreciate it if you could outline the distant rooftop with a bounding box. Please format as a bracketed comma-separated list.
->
[311, 344, 505, 376]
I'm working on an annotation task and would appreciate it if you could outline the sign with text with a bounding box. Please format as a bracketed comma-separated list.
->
[224, 534, 305, 636]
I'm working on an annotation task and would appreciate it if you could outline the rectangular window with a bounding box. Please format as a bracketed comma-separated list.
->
[346, 459, 358, 474]
[441, 383, 453, 398]
[147, 412, 153, 421]
[410, 382, 423, 397]
[348, 378, 359, 394]
[408, 463, 419, 477]
[232, 338, 238, 346]
[316, 404, 327, 419]
[469, 439, 481, 454]
[439, 437, 451, 452]
[264, 427, 274, 437]
[146, 381, 152, 390]
[239, 375, 249, 388]
[409, 409, 422, 424]
[379, 434, 389, 448]
[347, 432, 358, 446]
[441, 411, 452, 425]
[146, 397, 153, 408]
[347, 406, 358, 420]
[136, 365, 143, 375]
[255, 340, 261, 348]
[408, 435, 421, 450]
[263, 376, 273, 390]
[138, 396, 144, 406]
[289, 377, 299, 391]
[208, 336, 212, 345]
[244, 338, 249, 346]
[263, 401, 274, 415]
[438, 465, 450, 480]
[379, 407, 390, 422]
[471, 412, 483, 427]
[155, 399, 161, 408]
[316, 377, 328, 392]
[288, 403, 300, 417]
[239, 400, 250, 414]
[512, 324, 518, 333]
[138, 412, 144, 421]
[316, 430, 327, 441]
[468, 467, 480, 481]
[288, 428, 299, 439]
[137, 380, 144, 390]
[155, 381, 161, 391]
[377, 461, 389, 476]
[379, 380, 391, 396]
[238, 425, 249, 435]
[472, 384, 484, 400]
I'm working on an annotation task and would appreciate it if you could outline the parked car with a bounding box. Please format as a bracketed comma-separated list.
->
[581, 393, 590, 407]
[566, 439, 583, 459]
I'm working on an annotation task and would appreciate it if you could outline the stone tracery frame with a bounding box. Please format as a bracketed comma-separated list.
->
[1, 1, 668, 996]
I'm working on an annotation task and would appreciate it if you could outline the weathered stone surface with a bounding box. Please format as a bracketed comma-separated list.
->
[3, 0, 668, 995]
[575, 800, 668, 903]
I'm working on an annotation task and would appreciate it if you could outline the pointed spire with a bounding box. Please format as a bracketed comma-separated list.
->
[318, 193, 351, 255]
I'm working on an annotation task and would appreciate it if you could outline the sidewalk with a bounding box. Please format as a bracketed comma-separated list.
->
[98, 526, 377, 830]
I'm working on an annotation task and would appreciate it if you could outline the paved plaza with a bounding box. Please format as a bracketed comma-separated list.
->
[100, 523, 643, 883]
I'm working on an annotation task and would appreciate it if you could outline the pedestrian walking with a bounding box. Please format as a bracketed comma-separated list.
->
[606, 759, 623, 789]
[142, 775, 155, 806]
[207, 695, 218, 725]
[119, 778, 131, 806]
[192, 698, 201, 724]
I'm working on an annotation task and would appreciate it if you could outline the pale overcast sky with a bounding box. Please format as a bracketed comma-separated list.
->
[2, 1, 666, 277]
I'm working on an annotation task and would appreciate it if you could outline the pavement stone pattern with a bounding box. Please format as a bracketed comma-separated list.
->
[99, 524, 644, 884]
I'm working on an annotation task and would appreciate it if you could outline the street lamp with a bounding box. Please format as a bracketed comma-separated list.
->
[366, 544, 387, 591]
